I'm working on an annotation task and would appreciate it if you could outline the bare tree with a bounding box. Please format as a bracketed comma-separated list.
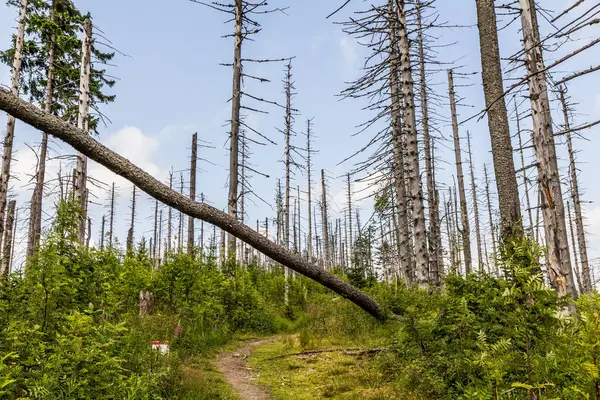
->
[321, 169, 330, 269]
[560, 87, 592, 293]
[27, 0, 57, 260]
[514, 100, 534, 234]
[395, 0, 429, 285]
[0, 0, 28, 258]
[388, 0, 412, 281]
[108, 182, 115, 248]
[518, 0, 575, 299]
[306, 119, 314, 261]
[484, 164, 498, 274]
[126, 185, 137, 253]
[188, 132, 198, 255]
[467, 131, 483, 272]
[416, 0, 442, 284]
[448, 69, 471, 274]
[0, 200, 16, 276]
[474, 0, 523, 240]
[73, 19, 93, 243]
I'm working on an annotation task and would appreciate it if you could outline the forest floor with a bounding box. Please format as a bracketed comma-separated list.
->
[215, 337, 278, 400]
[210, 334, 413, 400]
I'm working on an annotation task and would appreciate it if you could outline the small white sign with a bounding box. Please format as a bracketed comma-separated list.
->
[152, 341, 170, 354]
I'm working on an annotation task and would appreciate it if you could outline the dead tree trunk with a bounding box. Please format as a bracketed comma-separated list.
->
[188, 132, 197, 255]
[560, 87, 592, 293]
[0, 200, 16, 276]
[347, 174, 353, 266]
[108, 182, 115, 248]
[0, 0, 28, 254]
[297, 185, 301, 255]
[86, 218, 91, 248]
[227, 0, 243, 260]
[395, 0, 429, 285]
[73, 19, 93, 243]
[444, 191, 456, 269]
[158, 209, 163, 265]
[484, 165, 498, 274]
[567, 201, 583, 294]
[178, 174, 184, 251]
[240, 135, 247, 263]
[306, 120, 313, 261]
[474, 0, 523, 239]
[27, 0, 57, 260]
[452, 184, 462, 271]
[519, 0, 576, 299]
[284, 62, 293, 251]
[515, 100, 534, 234]
[467, 131, 483, 272]
[0, 88, 388, 321]
[153, 199, 158, 262]
[321, 169, 330, 269]
[200, 192, 205, 251]
[167, 171, 173, 252]
[293, 198, 298, 253]
[388, 0, 412, 281]
[448, 69, 472, 274]
[416, 1, 442, 285]
[100, 215, 105, 251]
[126, 185, 136, 253]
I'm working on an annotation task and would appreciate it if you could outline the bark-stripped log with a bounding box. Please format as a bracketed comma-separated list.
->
[0, 88, 385, 320]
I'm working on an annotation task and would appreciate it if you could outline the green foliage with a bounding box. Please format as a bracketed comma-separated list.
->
[0, 200, 305, 398]
[1, 0, 116, 133]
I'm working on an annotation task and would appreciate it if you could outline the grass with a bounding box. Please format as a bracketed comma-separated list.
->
[247, 334, 420, 400]
[178, 355, 239, 400]
[176, 333, 269, 400]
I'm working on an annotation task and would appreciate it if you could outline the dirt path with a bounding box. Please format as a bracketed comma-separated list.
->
[216, 338, 276, 400]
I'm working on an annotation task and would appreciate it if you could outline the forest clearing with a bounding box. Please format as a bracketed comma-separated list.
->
[1, 0, 600, 398]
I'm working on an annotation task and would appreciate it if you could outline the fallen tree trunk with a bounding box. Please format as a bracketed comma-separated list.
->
[0, 89, 385, 321]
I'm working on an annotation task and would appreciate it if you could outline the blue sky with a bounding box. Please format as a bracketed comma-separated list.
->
[1, 0, 599, 278]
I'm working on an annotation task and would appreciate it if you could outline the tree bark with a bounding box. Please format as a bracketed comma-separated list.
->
[126, 185, 136, 253]
[484, 165, 498, 274]
[74, 19, 93, 243]
[108, 182, 115, 248]
[0, 200, 16, 276]
[515, 101, 534, 234]
[284, 62, 292, 251]
[0, 0, 28, 253]
[347, 173, 353, 265]
[519, 0, 576, 299]
[188, 132, 197, 255]
[167, 171, 173, 252]
[560, 87, 592, 293]
[227, 0, 243, 259]
[100, 215, 105, 251]
[0, 89, 386, 320]
[395, 0, 429, 285]
[416, 1, 442, 285]
[467, 130, 483, 272]
[27, 0, 57, 261]
[474, 0, 523, 239]
[567, 201, 583, 294]
[306, 120, 313, 261]
[448, 69, 472, 274]
[388, 0, 412, 281]
[321, 169, 330, 269]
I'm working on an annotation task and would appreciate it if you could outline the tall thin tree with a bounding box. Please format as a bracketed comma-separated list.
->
[0, 0, 28, 256]
[448, 69, 472, 274]
[519, 0, 575, 298]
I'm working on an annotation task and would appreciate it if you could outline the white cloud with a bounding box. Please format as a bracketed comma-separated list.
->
[11, 143, 63, 198]
[88, 126, 162, 204]
[339, 37, 359, 68]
